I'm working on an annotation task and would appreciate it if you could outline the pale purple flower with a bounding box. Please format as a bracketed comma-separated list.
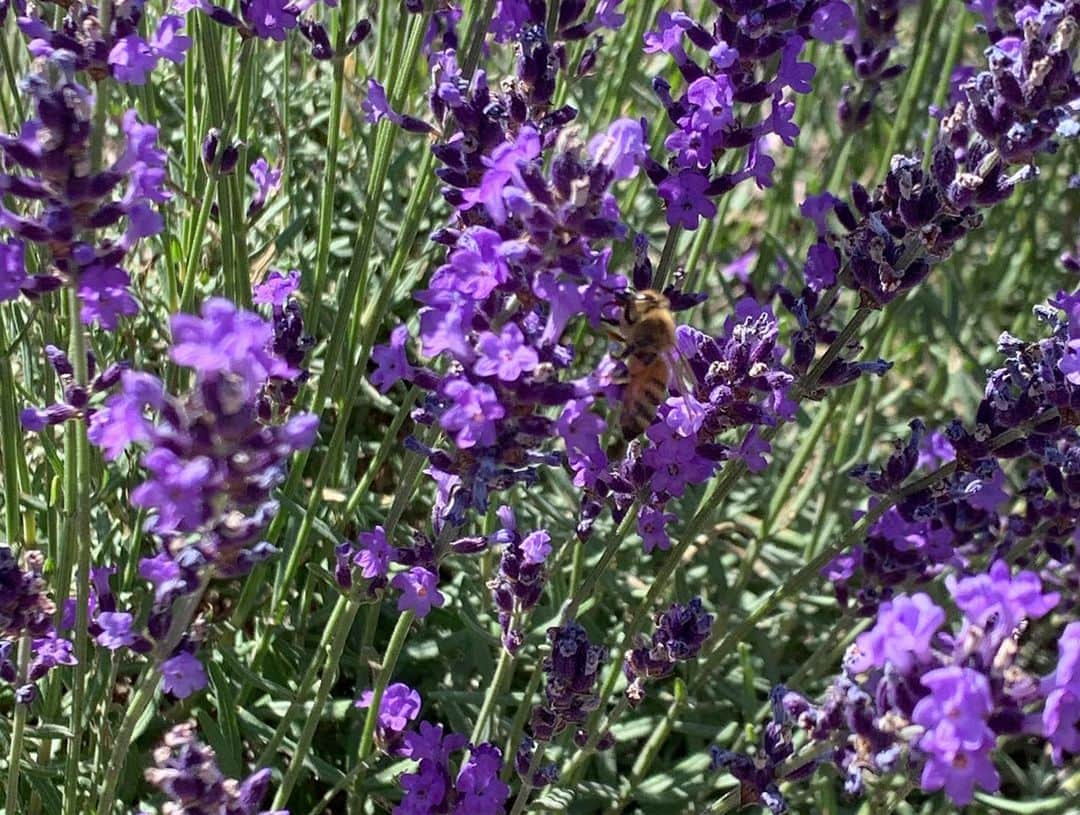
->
[87, 371, 164, 460]
[95, 612, 138, 650]
[108, 35, 157, 85]
[249, 157, 283, 213]
[356, 526, 393, 579]
[150, 15, 192, 63]
[520, 530, 551, 565]
[371, 325, 416, 392]
[1042, 622, 1080, 765]
[810, 1, 855, 43]
[947, 560, 1059, 639]
[638, 506, 676, 554]
[474, 323, 538, 381]
[849, 593, 945, 674]
[588, 118, 645, 181]
[253, 269, 300, 306]
[0, 238, 26, 301]
[439, 378, 505, 448]
[77, 264, 139, 330]
[392, 567, 445, 618]
[362, 79, 396, 124]
[161, 652, 207, 698]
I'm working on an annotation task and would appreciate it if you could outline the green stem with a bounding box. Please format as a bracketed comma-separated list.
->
[270, 596, 363, 808]
[470, 638, 517, 744]
[502, 658, 544, 782]
[308, 0, 353, 317]
[95, 579, 210, 815]
[509, 745, 546, 815]
[0, 315, 23, 543]
[349, 610, 415, 806]
[652, 227, 683, 292]
[5, 633, 31, 813]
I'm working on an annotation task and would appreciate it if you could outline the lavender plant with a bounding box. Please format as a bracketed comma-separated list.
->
[0, 1, 1077, 814]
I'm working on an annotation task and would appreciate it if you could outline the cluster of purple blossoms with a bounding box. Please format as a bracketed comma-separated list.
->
[11, 1, 190, 85]
[529, 621, 607, 742]
[0, 58, 170, 328]
[836, 0, 907, 131]
[144, 721, 287, 814]
[86, 298, 318, 575]
[0, 547, 74, 703]
[623, 597, 714, 706]
[252, 270, 314, 417]
[370, 33, 643, 539]
[721, 559, 1069, 811]
[798, 0, 1078, 307]
[393, 721, 510, 815]
[642, 0, 854, 229]
[575, 283, 797, 551]
[829, 289, 1080, 611]
[56, 298, 319, 693]
[488, 505, 552, 653]
[177, 0, 370, 61]
[356, 682, 423, 754]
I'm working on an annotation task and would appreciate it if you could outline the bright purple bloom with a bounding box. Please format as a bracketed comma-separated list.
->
[77, 265, 139, 330]
[108, 35, 157, 85]
[810, 1, 855, 43]
[392, 567, 445, 618]
[253, 269, 300, 306]
[947, 560, 1059, 639]
[588, 118, 645, 181]
[0, 239, 26, 301]
[638, 506, 676, 554]
[454, 742, 510, 814]
[804, 241, 839, 290]
[161, 652, 207, 698]
[461, 128, 541, 224]
[644, 423, 714, 497]
[849, 593, 945, 674]
[734, 429, 771, 473]
[474, 323, 538, 382]
[371, 325, 416, 392]
[356, 682, 422, 732]
[774, 36, 816, 93]
[150, 15, 191, 63]
[658, 170, 716, 230]
[170, 298, 294, 398]
[95, 612, 138, 650]
[249, 158, 282, 213]
[362, 79, 396, 124]
[912, 667, 1000, 805]
[439, 378, 505, 448]
[356, 526, 393, 579]
[431, 227, 511, 301]
[1042, 622, 1080, 765]
[87, 371, 165, 460]
[686, 75, 734, 135]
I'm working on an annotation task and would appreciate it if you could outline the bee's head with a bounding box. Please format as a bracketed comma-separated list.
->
[618, 289, 670, 323]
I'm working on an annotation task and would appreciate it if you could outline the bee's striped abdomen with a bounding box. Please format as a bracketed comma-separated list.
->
[619, 357, 670, 440]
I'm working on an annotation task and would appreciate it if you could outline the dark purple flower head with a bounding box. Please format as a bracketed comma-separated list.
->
[396, 721, 509, 815]
[145, 721, 283, 813]
[531, 621, 606, 741]
[624, 598, 714, 704]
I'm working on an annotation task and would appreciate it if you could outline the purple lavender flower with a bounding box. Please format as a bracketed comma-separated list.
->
[474, 323, 539, 382]
[95, 612, 138, 651]
[249, 157, 283, 216]
[392, 567, 445, 618]
[439, 379, 506, 449]
[372, 325, 416, 393]
[145, 721, 283, 813]
[356, 526, 394, 579]
[849, 593, 945, 673]
[160, 652, 208, 699]
[1042, 622, 1080, 765]
[657, 170, 716, 229]
[356, 682, 422, 736]
[395, 722, 509, 815]
[947, 560, 1059, 643]
[530, 622, 606, 741]
[624, 598, 714, 705]
[253, 269, 301, 307]
[912, 667, 1001, 805]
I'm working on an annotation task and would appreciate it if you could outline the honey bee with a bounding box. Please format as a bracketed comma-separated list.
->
[608, 289, 686, 440]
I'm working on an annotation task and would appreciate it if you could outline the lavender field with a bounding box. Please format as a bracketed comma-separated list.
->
[0, 0, 1078, 813]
